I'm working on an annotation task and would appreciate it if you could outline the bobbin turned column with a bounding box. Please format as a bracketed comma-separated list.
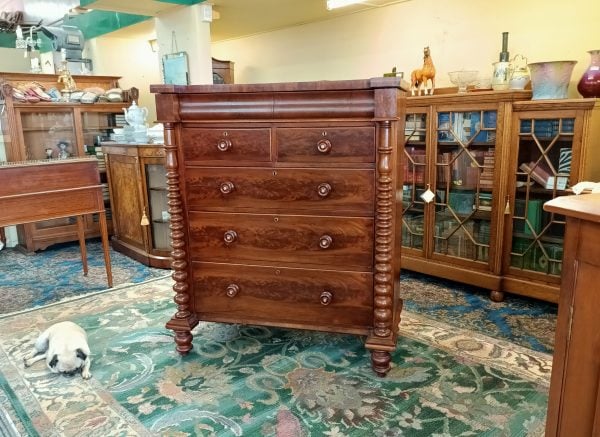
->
[162, 121, 198, 354]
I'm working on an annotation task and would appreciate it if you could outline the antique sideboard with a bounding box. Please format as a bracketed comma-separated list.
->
[151, 78, 406, 375]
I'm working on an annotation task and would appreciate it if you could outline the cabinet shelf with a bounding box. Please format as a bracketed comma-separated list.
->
[83, 126, 121, 131]
[516, 186, 569, 195]
[437, 141, 495, 147]
[149, 186, 168, 191]
[21, 126, 73, 132]
[512, 232, 564, 245]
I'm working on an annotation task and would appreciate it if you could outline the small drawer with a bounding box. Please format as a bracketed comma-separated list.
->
[181, 128, 272, 163]
[192, 262, 373, 329]
[188, 212, 374, 269]
[276, 126, 375, 163]
[184, 167, 374, 214]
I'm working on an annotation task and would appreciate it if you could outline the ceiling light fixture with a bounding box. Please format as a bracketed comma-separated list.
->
[326, 0, 364, 10]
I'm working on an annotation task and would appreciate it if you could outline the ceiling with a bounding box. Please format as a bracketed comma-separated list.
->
[79, 0, 202, 17]
[208, 0, 409, 42]
[103, 0, 410, 42]
[2, 0, 410, 47]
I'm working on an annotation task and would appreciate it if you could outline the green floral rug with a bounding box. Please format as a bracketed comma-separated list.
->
[0, 277, 551, 436]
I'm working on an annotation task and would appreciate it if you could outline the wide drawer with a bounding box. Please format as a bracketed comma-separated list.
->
[188, 212, 374, 269]
[276, 126, 375, 163]
[184, 167, 374, 214]
[192, 262, 373, 329]
[181, 128, 272, 163]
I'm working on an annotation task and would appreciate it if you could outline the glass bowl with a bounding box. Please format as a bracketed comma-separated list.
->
[448, 70, 479, 93]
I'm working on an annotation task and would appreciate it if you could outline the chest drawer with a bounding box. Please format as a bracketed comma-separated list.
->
[185, 167, 374, 214]
[276, 126, 375, 163]
[188, 212, 374, 269]
[181, 128, 272, 163]
[192, 262, 373, 329]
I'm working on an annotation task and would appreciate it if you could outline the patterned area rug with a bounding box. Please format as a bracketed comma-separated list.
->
[0, 240, 167, 316]
[0, 277, 551, 436]
[401, 271, 558, 354]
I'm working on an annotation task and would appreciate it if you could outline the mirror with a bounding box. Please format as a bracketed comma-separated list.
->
[162, 52, 189, 85]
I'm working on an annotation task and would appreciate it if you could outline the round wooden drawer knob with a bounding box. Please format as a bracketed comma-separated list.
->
[320, 290, 333, 305]
[316, 139, 332, 154]
[217, 139, 232, 152]
[224, 230, 238, 244]
[226, 283, 239, 298]
[319, 234, 333, 249]
[220, 181, 235, 194]
[317, 182, 332, 197]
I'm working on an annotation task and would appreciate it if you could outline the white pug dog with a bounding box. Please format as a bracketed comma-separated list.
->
[23, 321, 91, 379]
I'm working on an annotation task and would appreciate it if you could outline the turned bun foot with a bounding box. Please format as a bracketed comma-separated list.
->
[173, 330, 193, 355]
[370, 349, 391, 377]
[490, 289, 505, 302]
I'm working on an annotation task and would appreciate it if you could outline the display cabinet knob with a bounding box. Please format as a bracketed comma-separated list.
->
[226, 284, 239, 298]
[320, 290, 333, 305]
[316, 139, 332, 154]
[319, 234, 333, 249]
[220, 181, 235, 194]
[217, 139, 232, 152]
[224, 230, 238, 244]
[317, 182, 332, 197]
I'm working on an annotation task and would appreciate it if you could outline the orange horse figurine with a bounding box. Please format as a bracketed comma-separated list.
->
[411, 46, 436, 96]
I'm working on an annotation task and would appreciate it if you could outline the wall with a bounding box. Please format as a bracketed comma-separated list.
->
[86, 34, 161, 123]
[0, 47, 30, 72]
[211, 0, 600, 96]
[154, 4, 213, 86]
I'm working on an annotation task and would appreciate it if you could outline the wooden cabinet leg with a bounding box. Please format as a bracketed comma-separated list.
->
[490, 289, 505, 302]
[173, 329, 193, 355]
[370, 349, 391, 377]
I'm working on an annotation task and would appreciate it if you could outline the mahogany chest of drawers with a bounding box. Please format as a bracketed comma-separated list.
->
[152, 78, 406, 375]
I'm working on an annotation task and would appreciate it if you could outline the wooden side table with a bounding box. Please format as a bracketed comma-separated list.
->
[0, 159, 112, 287]
[544, 193, 600, 437]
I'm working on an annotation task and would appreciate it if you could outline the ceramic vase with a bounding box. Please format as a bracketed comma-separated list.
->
[577, 50, 600, 98]
[528, 60, 577, 100]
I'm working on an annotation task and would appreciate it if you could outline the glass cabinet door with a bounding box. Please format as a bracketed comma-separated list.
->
[19, 110, 77, 230]
[145, 163, 170, 251]
[433, 109, 497, 264]
[509, 116, 574, 277]
[19, 110, 76, 161]
[401, 112, 427, 251]
[80, 111, 126, 154]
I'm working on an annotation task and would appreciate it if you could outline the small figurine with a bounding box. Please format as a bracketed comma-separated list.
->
[410, 46, 436, 96]
[57, 141, 69, 159]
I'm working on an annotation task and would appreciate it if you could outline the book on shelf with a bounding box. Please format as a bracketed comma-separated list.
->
[519, 161, 568, 190]
[404, 147, 426, 184]
[477, 192, 493, 211]
[514, 198, 544, 236]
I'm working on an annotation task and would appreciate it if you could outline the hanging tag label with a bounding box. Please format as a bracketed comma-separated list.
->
[420, 187, 435, 203]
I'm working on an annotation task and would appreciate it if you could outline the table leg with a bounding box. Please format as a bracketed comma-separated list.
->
[76, 215, 88, 276]
[99, 211, 113, 288]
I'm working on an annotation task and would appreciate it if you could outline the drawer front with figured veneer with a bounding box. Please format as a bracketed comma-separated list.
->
[276, 126, 375, 163]
[185, 167, 374, 214]
[192, 262, 374, 329]
[181, 128, 272, 163]
[188, 212, 374, 269]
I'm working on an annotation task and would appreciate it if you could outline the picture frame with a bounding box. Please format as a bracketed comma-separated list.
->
[162, 52, 189, 85]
